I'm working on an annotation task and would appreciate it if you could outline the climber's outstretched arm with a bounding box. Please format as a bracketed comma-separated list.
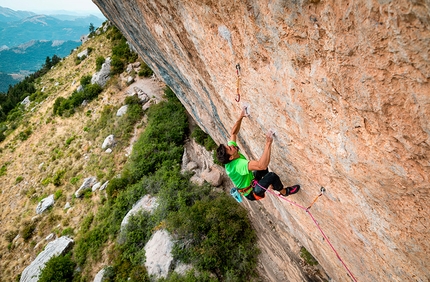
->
[248, 132, 273, 171]
[230, 108, 248, 142]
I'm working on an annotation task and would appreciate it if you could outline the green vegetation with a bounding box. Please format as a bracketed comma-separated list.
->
[89, 23, 96, 36]
[54, 189, 63, 200]
[0, 55, 63, 142]
[85, 94, 144, 151]
[17, 126, 33, 141]
[5, 230, 18, 243]
[71, 88, 259, 281]
[96, 56, 105, 71]
[70, 176, 81, 185]
[65, 136, 76, 146]
[108, 26, 138, 75]
[21, 222, 36, 241]
[53, 82, 102, 117]
[190, 126, 221, 166]
[61, 227, 74, 236]
[138, 62, 154, 77]
[300, 246, 319, 266]
[3, 25, 260, 282]
[0, 162, 8, 176]
[191, 126, 217, 151]
[53, 170, 66, 187]
[29, 90, 48, 104]
[15, 176, 24, 184]
[167, 189, 259, 280]
[38, 254, 76, 282]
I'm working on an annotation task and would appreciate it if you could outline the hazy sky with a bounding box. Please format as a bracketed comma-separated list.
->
[0, 0, 102, 14]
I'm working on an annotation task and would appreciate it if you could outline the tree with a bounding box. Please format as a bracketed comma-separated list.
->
[44, 56, 52, 70]
[51, 55, 61, 65]
[89, 23, 95, 34]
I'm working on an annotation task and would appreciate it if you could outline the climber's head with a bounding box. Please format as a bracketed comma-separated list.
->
[216, 144, 239, 164]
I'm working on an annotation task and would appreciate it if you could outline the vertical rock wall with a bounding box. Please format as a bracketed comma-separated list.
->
[93, 0, 430, 281]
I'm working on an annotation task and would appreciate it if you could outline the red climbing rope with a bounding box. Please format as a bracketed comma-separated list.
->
[254, 182, 358, 282]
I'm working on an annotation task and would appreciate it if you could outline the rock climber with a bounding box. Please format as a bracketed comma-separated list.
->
[216, 108, 300, 201]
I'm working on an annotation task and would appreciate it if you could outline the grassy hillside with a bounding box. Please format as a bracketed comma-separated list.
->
[0, 23, 259, 282]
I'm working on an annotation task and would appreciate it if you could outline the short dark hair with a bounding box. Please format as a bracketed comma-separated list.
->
[216, 144, 232, 164]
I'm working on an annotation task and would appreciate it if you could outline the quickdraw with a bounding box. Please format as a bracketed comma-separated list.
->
[306, 187, 326, 211]
[235, 63, 241, 102]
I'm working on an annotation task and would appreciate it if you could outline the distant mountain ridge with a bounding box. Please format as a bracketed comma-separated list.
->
[0, 6, 36, 22]
[1, 13, 104, 47]
[0, 6, 105, 92]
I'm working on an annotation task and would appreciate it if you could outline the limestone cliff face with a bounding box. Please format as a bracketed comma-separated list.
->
[93, 0, 429, 281]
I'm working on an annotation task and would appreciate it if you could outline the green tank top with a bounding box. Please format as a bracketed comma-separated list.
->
[225, 141, 254, 195]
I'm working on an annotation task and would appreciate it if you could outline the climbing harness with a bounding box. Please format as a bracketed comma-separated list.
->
[235, 63, 241, 102]
[253, 182, 358, 282]
[230, 180, 265, 203]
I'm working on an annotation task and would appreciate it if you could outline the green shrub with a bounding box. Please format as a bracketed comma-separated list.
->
[167, 193, 259, 281]
[159, 270, 217, 282]
[29, 91, 48, 103]
[21, 223, 36, 241]
[119, 211, 156, 265]
[106, 177, 130, 199]
[15, 176, 24, 184]
[53, 170, 65, 186]
[110, 55, 125, 75]
[83, 83, 102, 100]
[5, 230, 18, 243]
[0, 131, 5, 143]
[54, 189, 63, 200]
[123, 87, 188, 183]
[124, 95, 141, 106]
[41, 177, 51, 186]
[61, 227, 73, 236]
[6, 106, 24, 123]
[70, 176, 81, 185]
[80, 213, 94, 234]
[96, 56, 105, 71]
[300, 247, 319, 266]
[17, 127, 33, 141]
[138, 63, 153, 77]
[65, 136, 76, 146]
[53, 97, 73, 116]
[53, 82, 102, 116]
[110, 37, 138, 75]
[191, 126, 217, 151]
[0, 163, 8, 176]
[38, 253, 76, 282]
[80, 75, 92, 87]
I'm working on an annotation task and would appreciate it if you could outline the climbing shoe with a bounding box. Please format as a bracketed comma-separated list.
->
[281, 185, 300, 196]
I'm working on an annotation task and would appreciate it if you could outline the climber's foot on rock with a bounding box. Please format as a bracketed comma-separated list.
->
[281, 185, 300, 196]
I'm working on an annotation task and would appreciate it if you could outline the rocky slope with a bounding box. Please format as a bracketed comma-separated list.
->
[93, 0, 430, 281]
[0, 26, 165, 281]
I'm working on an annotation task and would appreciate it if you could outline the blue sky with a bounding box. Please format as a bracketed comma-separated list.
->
[0, 0, 102, 14]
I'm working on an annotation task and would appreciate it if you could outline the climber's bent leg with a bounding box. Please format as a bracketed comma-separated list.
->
[254, 172, 283, 197]
[253, 169, 269, 181]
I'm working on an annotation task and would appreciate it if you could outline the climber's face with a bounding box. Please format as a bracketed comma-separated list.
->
[225, 144, 239, 160]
